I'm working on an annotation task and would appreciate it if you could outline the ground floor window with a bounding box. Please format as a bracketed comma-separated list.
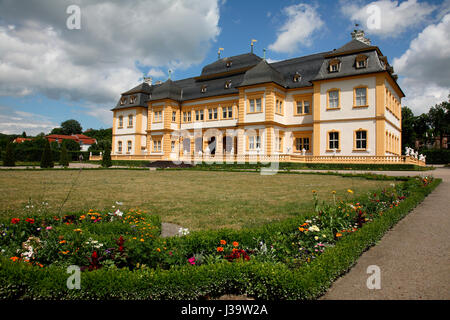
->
[355, 130, 367, 149]
[295, 137, 310, 152]
[127, 141, 132, 153]
[248, 136, 261, 150]
[117, 141, 122, 153]
[153, 139, 162, 152]
[328, 131, 339, 150]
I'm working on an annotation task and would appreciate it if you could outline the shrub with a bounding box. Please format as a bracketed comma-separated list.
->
[3, 142, 15, 167]
[101, 145, 112, 168]
[40, 140, 54, 168]
[59, 144, 70, 167]
[420, 149, 450, 164]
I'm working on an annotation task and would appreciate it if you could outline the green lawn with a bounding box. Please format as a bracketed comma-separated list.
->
[0, 170, 394, 231]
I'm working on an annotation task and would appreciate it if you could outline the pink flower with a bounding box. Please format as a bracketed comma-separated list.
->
[188, 257, 196, 265]
[46, 226, 52, 230]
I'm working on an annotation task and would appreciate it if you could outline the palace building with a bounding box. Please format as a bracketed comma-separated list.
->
[108, 30, 424, 166]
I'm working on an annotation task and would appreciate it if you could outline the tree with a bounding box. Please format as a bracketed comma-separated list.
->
[61, 119, 82, 135]
[414, 113, 430, 147]
[59, 143, 70, 167]
[40, 139, 54, 168]
[428, 101, 449, 149]
[22, 131, 27, 138]
[401, 106, 417, 150]
[50, 127, 65, 135]
[3, 142, 15, 167]
[101, 144, 112, 168]
[62, 139, 81, 151]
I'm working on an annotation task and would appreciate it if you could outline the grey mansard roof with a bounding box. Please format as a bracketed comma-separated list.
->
[113, 37, 401, 110]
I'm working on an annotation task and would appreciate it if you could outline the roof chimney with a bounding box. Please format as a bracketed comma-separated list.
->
[351, 29, 371, 45]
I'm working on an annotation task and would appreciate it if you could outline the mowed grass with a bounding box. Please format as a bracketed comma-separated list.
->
[0, 170, 394, 231]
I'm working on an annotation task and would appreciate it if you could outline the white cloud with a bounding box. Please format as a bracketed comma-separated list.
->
[0, 0, 221, 122]
[268, 3, 324, 54]
[341, 0, 436, 37]
[0, 105, 58, 135]
[393, 14, 450, 115]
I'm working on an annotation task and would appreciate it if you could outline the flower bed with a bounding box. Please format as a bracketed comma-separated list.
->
[0, 209, 161, 271]
[0, 175, 440, 299]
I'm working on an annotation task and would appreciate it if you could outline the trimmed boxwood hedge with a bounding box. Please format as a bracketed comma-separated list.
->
[0, 176, 440, 300]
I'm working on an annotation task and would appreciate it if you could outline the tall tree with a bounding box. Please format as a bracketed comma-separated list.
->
[61, 119, 82, 135]
[428, 101, 449, 149]
[401, 106, 417, 150]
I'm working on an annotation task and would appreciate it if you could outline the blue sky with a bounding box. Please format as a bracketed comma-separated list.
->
[0, 0, 449, 135]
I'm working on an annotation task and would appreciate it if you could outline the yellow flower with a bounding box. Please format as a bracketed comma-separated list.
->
[331, 190, 336, 194]
[156, 248, 161, 252]
[73, 228, 82, 233]
[140, 239, 144, 242]
[312, 190, 317, 193]
[347, 189, 354, 194]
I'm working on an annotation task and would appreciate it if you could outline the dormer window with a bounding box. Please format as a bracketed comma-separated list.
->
[226, 60, 232, 68]
[130, 95, 137, 104]
[293, 72, 301, 83]
[355, 55, 368, 69]
[225, 80, 232, 89]
[329, 59, 341, 73]
[120, 97, 127, 105]
[201, 85, 207, 93]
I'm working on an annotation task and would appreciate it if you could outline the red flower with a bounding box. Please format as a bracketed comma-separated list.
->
[11, 218, 20, 224]
[25, 218, 35, 224]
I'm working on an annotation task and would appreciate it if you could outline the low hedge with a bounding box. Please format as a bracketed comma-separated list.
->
[420, 149, 450, 164]
[0, 177, 440, 299]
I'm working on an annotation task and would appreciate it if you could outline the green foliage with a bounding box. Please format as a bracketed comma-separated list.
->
[3, 141, 15, 167]
[40, 139, 54, 168]
[62, 139, 80, 152]
[420, 149, 450, 164]
[59, 144, 70, 167]
[60, 119, 82, 135]
[101, 145, 112, 168]
[0, 176, 440, 300]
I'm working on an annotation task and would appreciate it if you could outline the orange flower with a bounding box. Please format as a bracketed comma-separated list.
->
[10, 256, 20, 262]
[59, 240, 67, 244]
[220, 240, 227, 245]
[232, 241, 239, 247]
[156, 248, 161, 252]
[298, 227, 305, 232]
[217, 247, 224, 252]
[336, 233, 343, 238]
[60, 250, 70, 255]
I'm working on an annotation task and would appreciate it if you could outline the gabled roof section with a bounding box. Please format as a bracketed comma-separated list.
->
[238, 59, 286, 88]
[121, 82, 152, 95]
[149, 79, 182, 102]
[326, 39, 382, 58]
[198, 53, 262, 80]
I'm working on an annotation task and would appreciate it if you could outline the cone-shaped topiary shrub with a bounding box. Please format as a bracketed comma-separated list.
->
[59, 143, 70, 167]
[101, 145, 112, 168]
[40, 139, 54, 168]
[3, 141, 15, 167]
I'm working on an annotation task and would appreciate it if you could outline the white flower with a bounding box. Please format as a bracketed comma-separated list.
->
[115, 201, 123, 206]
[309, 225, 320, 232]
[114, 209, 123, 217]
[178, 227, 190, 236]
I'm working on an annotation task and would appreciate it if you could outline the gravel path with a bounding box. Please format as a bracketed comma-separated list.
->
[320, 167, 450, 300]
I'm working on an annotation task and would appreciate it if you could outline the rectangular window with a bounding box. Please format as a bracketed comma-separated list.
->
[118, 116, 123, 128]
[195, 110, 204, 121]
[171, 140, 175, 152]
[328, 90, 339, 109]
[248, 98, 262, 113]
[208, 108, 218, 120]
[154, 111, 162, 122]
[127, 141, 132, 153]
[187, 111, 191, 122]
[355, 130, 367, 149]
[303, 101, 310, 114]
[223, 106, 233, 119]
[128, 115, 133, 127]
[228, 106, 233, 118]
[328, 132, 339, 150]
[248, 136, 261, 150]
[295, 137, 310, 152]
[183, 112, 187, 123]
[355, 87, 367, 106]
[296, 101, 303, 114]
[249, 99, 255, 113]
[172, 111, 176, 122]
[118, 141, 122, 153]
[153, 139, 161, 152]
[276, 99, 283, 114]
[276, 137, 283, 152]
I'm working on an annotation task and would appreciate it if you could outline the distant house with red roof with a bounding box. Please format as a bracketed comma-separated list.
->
[13, 137, 33, 144]
[45, 134, 97, 151]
